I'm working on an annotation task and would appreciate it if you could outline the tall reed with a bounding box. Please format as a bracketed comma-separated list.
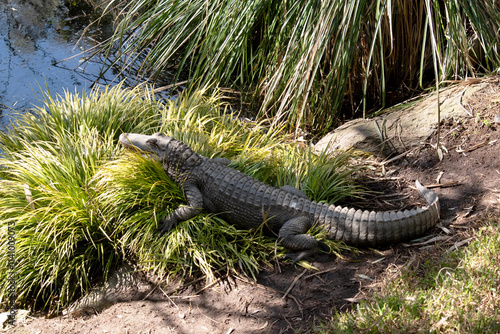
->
[95, 0, 500, 133]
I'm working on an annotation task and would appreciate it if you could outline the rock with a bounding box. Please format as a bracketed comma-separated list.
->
[494, 114, 500, 124]
[315, 82, 487, 157]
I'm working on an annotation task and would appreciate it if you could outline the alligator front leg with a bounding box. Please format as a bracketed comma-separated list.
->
[159, 182, 204, 234]
[278, 216, 319, 263]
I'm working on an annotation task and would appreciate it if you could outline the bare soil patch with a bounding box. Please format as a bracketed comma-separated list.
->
[3, 81, 500, 334]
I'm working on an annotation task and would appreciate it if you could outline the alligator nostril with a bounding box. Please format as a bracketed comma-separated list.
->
[146, 138, 158, 147]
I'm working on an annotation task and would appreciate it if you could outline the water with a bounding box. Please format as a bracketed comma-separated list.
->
[0, 0, 114, 132]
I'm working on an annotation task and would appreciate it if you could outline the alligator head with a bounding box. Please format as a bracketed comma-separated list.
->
[119, 132, 203, 178]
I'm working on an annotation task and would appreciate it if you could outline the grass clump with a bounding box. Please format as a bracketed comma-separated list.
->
[0, 86, 363, 312]
[93, 152, 278, 282]
[318, 221, 500, 333]
[0, 84, 164, 312]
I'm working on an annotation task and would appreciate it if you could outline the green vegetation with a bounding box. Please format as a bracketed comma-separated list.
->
[0, 85, 362, 312]
[3, 0, 500, 327]
[0, 84, 161, 311]
[317, 221, 500, 333]
[96, 0, 500, 132]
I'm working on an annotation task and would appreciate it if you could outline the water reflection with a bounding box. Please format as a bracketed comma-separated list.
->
[0, 0, 113, 131]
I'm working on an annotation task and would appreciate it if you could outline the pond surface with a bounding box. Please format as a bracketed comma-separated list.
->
[0, 0, 114, 131]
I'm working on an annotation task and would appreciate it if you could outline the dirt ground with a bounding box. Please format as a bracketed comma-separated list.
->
[3, 81, 500, 334]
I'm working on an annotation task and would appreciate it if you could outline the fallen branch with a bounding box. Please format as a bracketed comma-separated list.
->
[406, 235, 452, 247]
[424, 181, 461, 189]
[447, 237, 474, 252]
[281, 269, 307, 300]
[456, 140, 489, 153]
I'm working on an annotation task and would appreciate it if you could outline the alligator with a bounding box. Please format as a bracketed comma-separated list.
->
[119, 132, 440, 262]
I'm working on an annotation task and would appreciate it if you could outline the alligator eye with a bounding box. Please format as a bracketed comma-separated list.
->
[146, 138, 158, 148]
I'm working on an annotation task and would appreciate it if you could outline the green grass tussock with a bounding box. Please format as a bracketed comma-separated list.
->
[93, 153, 276, 282]
[0, 86, 362, 312]
[319, 221, 500, 333]
[0, 84, 164, 312]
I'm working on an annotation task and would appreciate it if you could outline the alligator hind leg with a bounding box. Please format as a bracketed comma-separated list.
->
[278, 216, 318, 263]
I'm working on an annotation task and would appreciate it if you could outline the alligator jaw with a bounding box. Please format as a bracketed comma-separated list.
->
[119, 133, 152, 152]
[119, 133, 161, 161]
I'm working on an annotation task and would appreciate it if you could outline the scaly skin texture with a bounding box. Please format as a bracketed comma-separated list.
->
[119, 133, 440, 262]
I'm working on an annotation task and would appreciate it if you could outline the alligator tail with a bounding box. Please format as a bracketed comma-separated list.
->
[320, 180, 440, 246]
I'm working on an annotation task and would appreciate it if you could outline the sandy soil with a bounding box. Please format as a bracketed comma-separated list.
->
[3, 80, 500, 334]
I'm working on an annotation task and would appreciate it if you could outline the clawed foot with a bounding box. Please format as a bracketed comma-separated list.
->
[284, 249, 315, 264]
[158, 216, 178, 235]
[318, 241, 330, 252]
[284, 242, 331, 264]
